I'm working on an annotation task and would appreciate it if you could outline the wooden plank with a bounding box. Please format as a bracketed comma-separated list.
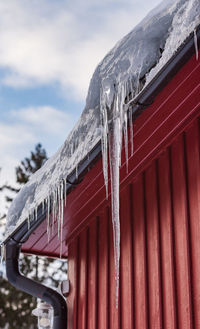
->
[135, 56, 200, 136]
[185, 120, 200, 328]
[158, 150, 177, 329]
[88, 220, 98, 329]
[171, 135, 193, 329]
[77, 229, 88, 329]
[145, 162, 162, 329]
[132, 174, 148, 329]
[98, 208, 109, 329]
[120, 185, 134, 329]
[67, 238, 78, 329]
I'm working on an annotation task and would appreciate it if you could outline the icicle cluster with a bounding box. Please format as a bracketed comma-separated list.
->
[27, 178, 67, 258]
[100, 78, 137, 308]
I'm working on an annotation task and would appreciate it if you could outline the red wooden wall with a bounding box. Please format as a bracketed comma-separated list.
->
[66, 53, 200, 329]
[67, 119, 200, 329]
[21, 49, 200, 329]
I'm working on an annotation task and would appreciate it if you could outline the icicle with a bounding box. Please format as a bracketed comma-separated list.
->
[129, 107, 134, 156]
[87, 154, 90, 172]
[0, 244, 5, 264]
[59, 181, 64, 258]
[54, 190, 57, 225]
[123, 107, 129, 173]
[35, 206, 38, 222]
[42, 199, 45, 214]
[57, 185, 61, 239]
[100, 76, 138, 308]
[109, 104, 121, 309]
[135, 62, 142, 96]
[117, 86, 123, 168]
[27, 215, 31, 230]
[75, 165, 78, 180]
[100, 88, 109, 198]
[194, 29, 199, 61]
[54, 191, 57, 233]
[47, 195, 51, 242]
[64, 178, 67, 207]
[52, 190, 56, 234]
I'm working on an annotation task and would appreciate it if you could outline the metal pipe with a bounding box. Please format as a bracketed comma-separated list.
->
[6, 238, 67, 329]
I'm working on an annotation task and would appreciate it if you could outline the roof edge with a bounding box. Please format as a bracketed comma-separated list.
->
[2, 24, 200, 248]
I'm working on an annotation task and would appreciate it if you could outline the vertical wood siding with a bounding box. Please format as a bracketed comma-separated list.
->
[67, 117, 200, 329]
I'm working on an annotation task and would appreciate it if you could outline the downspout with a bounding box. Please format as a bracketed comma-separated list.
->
[4, 205, 67, 329]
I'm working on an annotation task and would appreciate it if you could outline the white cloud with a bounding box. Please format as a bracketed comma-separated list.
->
[0, 105, 78, 186]
[11, 106, 76, 135]
[0, 0, 161, 100]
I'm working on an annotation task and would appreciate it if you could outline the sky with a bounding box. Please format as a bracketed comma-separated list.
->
[0, 0, 162, 218]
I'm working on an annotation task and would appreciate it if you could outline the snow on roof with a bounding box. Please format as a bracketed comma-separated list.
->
[4, 0, 200, 241]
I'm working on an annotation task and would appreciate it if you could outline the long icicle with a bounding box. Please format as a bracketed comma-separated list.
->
[101, 101, 109, 198]
[109, 110, 121, 308]
[100, 78, 136, 308]
[60, 181, 64, 258]
[194, 29, 199, 61]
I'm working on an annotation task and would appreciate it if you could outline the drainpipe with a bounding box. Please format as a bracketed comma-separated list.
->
[6, 238, 67, 329]
[4, 204, 67, 329]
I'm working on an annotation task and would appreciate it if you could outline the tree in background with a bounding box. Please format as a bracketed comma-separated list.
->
[0, 144, 67, 329]
[16, 143, 47, 184]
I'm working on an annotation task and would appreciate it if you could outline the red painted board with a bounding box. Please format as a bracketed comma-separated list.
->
[67, 238, 78, 329]
[145, 161, 162, 329]
[77, 229, 88, 329]
[158, 150, 177, 329]
[87, 220, 98, 329]
[171, 135, 193, 329]
[98, 208, 109, 329]
[185, 119, 200, 329]
[132, 174, 148, 329]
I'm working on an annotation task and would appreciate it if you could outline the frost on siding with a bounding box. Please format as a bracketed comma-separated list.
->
[4, 0, 200, 304]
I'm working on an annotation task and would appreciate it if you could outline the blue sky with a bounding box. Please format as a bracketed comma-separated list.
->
[0, 0, 162, 215]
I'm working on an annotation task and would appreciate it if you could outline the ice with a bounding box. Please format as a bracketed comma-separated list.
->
[75, 165, 78, 180]
[64, 179, 67, 207]
[194, 29, 199, 61]
[108, 103, 121, 309]
[4, 0, 200, 305]
[59, 181, 64, 258]
[47, 195, 50, 242]
[0, 244, 5, 264]
[101, 80, 131, 307]
[129, 108, 134, 156]
[146, 0, 200, 84]
[42, 200, 45, 214]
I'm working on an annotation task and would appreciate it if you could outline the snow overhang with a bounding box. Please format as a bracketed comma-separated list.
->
[1, 22, 199, 259]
